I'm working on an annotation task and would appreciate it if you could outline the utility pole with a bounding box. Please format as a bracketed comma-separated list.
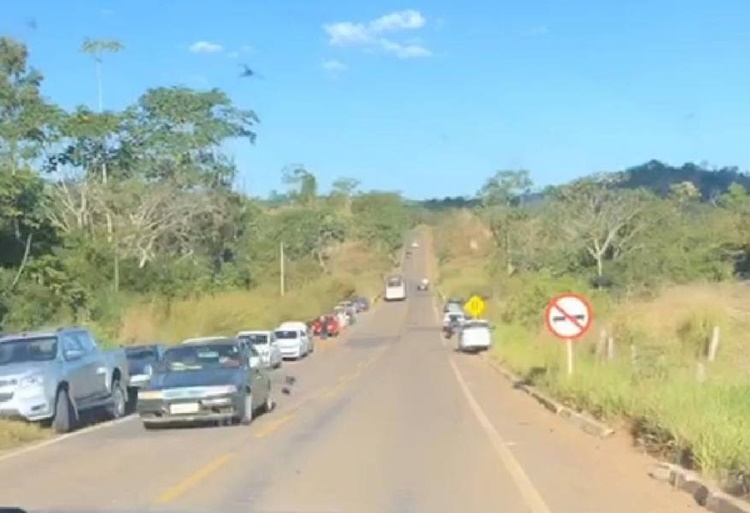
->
[80, 37, 123, 293]
[279, 241, 286, 296]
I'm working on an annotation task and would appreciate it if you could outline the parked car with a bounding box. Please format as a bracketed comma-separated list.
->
[352, 296, 370, 312]
[274, 322, 312, 360]
[126, 344, 166, 390]
[236, 330, 282, 369]
[0, 327, 131, 433]
[444, 297, 464, 313]
[457, 320, 494, 353]
[136, 339, 273, 429]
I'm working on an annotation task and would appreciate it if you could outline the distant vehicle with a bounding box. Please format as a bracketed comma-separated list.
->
[443, 312, 466, 325]
[384, 274, 407, 301]
[351, 296, 370, 312]
[275, 322, 312, 359]
[0, 327, 131, 433]
[136, 339, 272, 429]
[126, 344, 166, 389]
[411, 241, 419, 248]
[457, 320, 493, 353]
[417, 278, 430, 291]
[236, 331, 282, 369]
[444, 298, 464, 313]
[443, 311, 466, 338]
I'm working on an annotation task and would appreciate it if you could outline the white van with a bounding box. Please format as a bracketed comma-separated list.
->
[457, 320, 493, 353]
[274, 321, 313, 360]
[237, 330, 282, 369]
[384, 275, 407, 301]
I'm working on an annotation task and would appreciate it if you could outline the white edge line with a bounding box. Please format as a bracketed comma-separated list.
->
[448, 359, 553, 513]
[432, 290, 552, 513]
[0, 415, 137, 464]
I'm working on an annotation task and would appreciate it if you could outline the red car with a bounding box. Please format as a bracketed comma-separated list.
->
[324, 315, 340, 337]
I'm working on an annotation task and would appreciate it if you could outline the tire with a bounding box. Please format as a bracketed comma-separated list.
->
[106, 379, 127, 420]
[52, 388, 76, 434]
[263, 394, 275, 414]
[236, 392, 254, 425]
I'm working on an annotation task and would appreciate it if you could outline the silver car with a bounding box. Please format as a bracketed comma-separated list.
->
[236, 331, 282, 369]
[0, 328, 130, 433]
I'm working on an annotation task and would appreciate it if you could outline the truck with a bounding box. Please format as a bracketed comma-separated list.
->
[0, 327, 131, 433]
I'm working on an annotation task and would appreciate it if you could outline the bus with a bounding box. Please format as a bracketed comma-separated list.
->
[384, 274, 407, 301]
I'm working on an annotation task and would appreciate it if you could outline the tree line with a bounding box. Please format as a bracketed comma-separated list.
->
[0, 36, 415, 332]
[469, 161, 750, 297]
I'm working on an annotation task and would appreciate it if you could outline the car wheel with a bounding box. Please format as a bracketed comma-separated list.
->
[263, 389, 275, 413]
[106, 379, 127, 419]
[52, 388, 76, 434]
[238, 392, 254, 425]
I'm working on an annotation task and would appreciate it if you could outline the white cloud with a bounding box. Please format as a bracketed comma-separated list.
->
[322, 59, 347, 71]
[379, 40, 431, 59]
[189, 41, 223, 54]
[323, 9, 432, 59]
[370, 10, 425, 32]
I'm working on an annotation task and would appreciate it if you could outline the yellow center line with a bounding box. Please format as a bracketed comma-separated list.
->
[253, 413, 295, 438]
[153, 452, 233, 505]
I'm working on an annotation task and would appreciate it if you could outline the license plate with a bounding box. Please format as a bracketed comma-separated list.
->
[170, 402, 200, 415]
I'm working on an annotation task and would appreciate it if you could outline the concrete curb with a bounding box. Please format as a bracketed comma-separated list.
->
[649, 463, 750, 513]
[477, 353, 615, 439]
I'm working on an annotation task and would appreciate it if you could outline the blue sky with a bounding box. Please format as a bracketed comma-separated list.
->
[3, 0, 750, 199]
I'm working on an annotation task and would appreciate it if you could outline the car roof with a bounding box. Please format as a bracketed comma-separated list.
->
[180, 336, 234, 344]
[237, 330, 271, 335]
[0, 327, 89, 343]
[464, 320, 490, 328]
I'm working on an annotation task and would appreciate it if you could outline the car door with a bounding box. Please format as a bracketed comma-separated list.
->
[247, 345, 266, 408]
[269, 332, 281, 366]
[60, 333, 96, 406]
[74, 331, 110, 399]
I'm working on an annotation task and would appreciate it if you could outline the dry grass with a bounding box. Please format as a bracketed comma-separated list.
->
[119, 241, 389, 344]
[0, 420, 51, 452]
[430, 214, 750, 484]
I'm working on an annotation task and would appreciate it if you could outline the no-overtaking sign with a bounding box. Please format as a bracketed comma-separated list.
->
[544, 293, 593, 340]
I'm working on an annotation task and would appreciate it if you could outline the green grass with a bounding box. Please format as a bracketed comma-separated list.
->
[430, 221, 750, 489]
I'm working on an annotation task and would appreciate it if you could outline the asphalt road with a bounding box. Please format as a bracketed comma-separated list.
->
[0, 237, 703, 513]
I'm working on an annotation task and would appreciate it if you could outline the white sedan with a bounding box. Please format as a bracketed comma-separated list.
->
[236, 330, 283, 369]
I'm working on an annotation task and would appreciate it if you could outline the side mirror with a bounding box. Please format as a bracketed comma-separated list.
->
[64, 349, 83, 361]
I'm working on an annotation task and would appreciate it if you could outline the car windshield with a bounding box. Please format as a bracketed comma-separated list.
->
[274, 330, 299, 340]
[464, 321, 489, 330]
[239, 334, 268, 346]
[162, 343, 243, 371]
[449, 314, 464, 322]
[0, 337, 58, 366]
[126, 346, 158, 360]
[387, 277, 403, 287]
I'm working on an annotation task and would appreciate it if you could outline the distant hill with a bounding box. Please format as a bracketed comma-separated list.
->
[616, 160, 750, 200]
[415, 160, 750, 209]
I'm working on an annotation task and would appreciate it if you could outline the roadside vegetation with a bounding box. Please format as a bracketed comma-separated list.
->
[0, 36, 416, 445]
[431, 163, 750, 495]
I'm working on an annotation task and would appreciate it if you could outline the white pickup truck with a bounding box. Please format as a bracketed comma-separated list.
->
[0, 327, 131, 433]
